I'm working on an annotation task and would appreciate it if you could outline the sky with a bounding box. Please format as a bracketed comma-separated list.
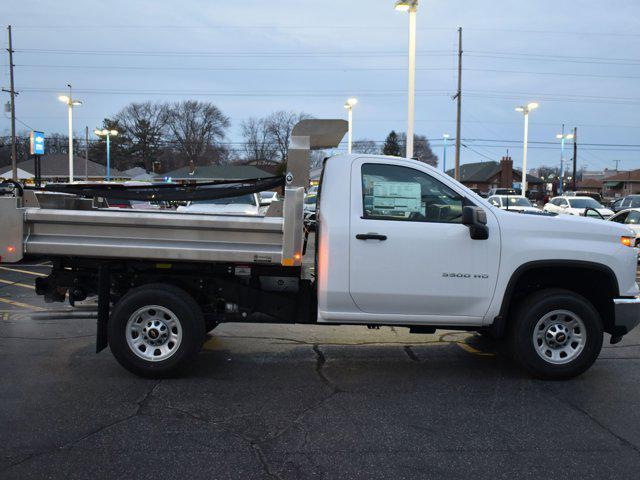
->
[2, 0, 640, 173]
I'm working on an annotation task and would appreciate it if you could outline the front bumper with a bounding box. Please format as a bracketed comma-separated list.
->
[612, 298, 640, 339]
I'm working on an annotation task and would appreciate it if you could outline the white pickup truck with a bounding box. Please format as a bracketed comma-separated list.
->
[1, 119, 638, 379]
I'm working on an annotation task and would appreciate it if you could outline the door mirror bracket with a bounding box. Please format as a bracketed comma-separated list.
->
[462, 206, 489, 240]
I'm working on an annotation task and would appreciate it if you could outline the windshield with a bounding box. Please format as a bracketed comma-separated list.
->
[191, 194, 256, 206]
[260, 192, 276, 200]
[568, 198, 603, 209]
[305, 195, 317, 205]
[503, 197, 532, 207]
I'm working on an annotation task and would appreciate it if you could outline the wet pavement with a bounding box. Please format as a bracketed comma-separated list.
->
[1, 262, 640, 479]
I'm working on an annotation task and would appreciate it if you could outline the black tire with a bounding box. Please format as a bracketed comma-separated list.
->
[109, 283, 206, 378]
[508, 288, 603, 380]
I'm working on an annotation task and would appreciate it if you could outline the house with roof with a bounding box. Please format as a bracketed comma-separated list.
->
[602, 169, 640, 198]
[446, 156, 543, 193]
[0, 154, 123, 182]
[164, 162, 273, 182]
[576, 178, 604, 196]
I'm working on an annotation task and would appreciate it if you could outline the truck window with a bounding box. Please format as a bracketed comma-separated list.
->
[361, 163, 463, 223]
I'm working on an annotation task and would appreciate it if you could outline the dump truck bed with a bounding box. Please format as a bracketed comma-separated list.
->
[0, 187, 304, 266]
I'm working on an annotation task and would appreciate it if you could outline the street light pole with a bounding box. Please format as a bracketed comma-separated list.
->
[68, 97, 73, 181]
[58, 85, 83, 183]
[515, 102, 539, 196]
[556, 127, 575, 195]
[94, 128, 119, 181]
[344, 97, 358, 154]
[442, 134, 450, 173]
[395, 0, 418, 159]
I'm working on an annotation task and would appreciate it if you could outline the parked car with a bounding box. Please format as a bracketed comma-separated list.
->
[304, 194, 317, 230]
[543, 196, 614, 218]
[610, 195, 640, 213]
[487, 195, 540, 213]
[259, 191, 280, 205]
[470, 188, 486, 198]
[487, 187, 520, 197]
[307, 185, 319, 195]
[176, 193, 262, 216]
[563, 191, 603, 203]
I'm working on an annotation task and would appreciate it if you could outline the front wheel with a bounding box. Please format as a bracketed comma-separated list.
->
[109, 284, 206, 378]
[508, 289, 603, 379]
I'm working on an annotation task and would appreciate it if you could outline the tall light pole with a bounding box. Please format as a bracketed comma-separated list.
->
[395, 0, 418, 159]
[442, 134, 450, 173]
[556, 126, 575, 195]
[94, 128, 119, 181]
[344, 97, 358, 154]
[515, 102, 539, 196]
[58, 85, 83, 183]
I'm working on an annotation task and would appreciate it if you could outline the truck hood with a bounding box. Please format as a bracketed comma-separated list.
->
[495, 205, 634, 238]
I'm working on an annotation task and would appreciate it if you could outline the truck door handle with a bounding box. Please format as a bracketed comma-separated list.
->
[356, 233, 387, 241]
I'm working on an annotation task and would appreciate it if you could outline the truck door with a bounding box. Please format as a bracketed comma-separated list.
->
[348, 158, 500, 321]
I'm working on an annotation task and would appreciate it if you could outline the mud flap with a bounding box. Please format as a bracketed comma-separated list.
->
[96, 264, 110, 353]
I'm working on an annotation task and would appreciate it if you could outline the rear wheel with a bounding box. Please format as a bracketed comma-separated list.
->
[109, 284, 206, 378]
[508, 289, 603, 379]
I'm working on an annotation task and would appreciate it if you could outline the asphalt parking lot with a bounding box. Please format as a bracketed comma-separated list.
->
[2, 261, 640, 479]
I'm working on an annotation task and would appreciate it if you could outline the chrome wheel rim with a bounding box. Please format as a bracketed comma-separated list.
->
[126, 305, 182, 362]
[533, 309, 586, 365]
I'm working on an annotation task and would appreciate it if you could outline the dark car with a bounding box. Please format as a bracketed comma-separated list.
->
[611, 195, 640, 213]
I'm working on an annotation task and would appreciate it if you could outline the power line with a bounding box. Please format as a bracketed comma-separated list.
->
[14, 48, 455, 58]
[10, 25, 640, 37]
[466, 50, 640, 64]
[14, 63, 457, 73]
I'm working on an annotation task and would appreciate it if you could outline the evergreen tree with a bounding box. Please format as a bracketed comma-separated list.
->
[382, 131, 401, 156]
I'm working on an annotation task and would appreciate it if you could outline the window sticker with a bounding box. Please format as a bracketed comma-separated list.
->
[370, 181, 423, 217]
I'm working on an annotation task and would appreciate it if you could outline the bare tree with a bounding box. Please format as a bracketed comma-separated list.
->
[310, 150, 327, 169]
[166, 100, 230, 166]
[353, 139, 379, 155]
[264, 111, 312, 163]
[399, 133, 438, 167]
[115, 101, 169, 171]
[240, 117, 277, 165]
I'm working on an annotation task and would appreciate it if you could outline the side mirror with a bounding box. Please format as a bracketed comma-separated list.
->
[462, 206, 489, 240]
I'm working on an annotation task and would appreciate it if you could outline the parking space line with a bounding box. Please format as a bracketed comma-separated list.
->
[0, 297, 45, 311]
[0, 278, 34, 289]
[456, 342, 495, 357]
[0, 266, 47, 277]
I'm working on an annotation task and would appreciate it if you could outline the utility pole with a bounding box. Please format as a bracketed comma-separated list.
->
[6, 25, 17, 181]
[614, 159, 621, 171]
[572, 127, 577, 191]
[454, 27, 462, 181]
[85, 126, 89, 180]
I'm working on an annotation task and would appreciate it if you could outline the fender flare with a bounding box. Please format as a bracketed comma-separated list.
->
[489, 260, 619, 338]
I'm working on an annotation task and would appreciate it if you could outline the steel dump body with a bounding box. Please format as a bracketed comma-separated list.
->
[24, 207, 285, 264]
[0, 186, 304, 266]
